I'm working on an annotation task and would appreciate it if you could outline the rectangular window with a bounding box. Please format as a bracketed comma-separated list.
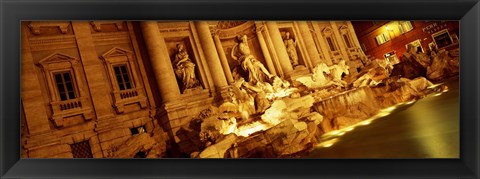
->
[399, 21, 413, 34]
[54, 71, 76, 101]
[114, 65, 133, 90]
[433, 30, 453, 49]
[375, 33, 391, 45]
[326, 37, 337, 51]
[130, 125, 145, 135]
[70, 141, 93, 158]
[343, 34, 352, 48]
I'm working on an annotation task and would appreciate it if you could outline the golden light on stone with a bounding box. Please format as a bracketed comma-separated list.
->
[20, 21, 459, 159]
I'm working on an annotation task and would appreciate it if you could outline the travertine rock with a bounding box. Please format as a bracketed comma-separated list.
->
[198, 134, 238, 158]
[110, 133, 158, 158]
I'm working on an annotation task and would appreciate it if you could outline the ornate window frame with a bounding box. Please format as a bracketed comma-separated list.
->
[99, 47, 147, 113]
[36, 52, 93, 127]
[339, 25, 362, 58]
[322, 27, 341, 57]
[339, 25, 354, 49]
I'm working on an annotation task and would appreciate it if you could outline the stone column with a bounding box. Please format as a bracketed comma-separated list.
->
[140, 21, 181, 103]
[72, 22, 115, 120]
[194, 21, 228, 88]
[346, 21, 362, 48]
[312, 22, 333, 65]
[263, 27, 284, 76]
[21, 24, 51, 134]
[265, 21, 293, 75]
[297, 21, 322, 66]
[255, 23, 277, 76]
[212, 30, 234, 84]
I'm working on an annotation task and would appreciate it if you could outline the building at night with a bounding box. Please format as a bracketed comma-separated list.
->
[21, 21, 372, 158]
[351, 21, 459, 64]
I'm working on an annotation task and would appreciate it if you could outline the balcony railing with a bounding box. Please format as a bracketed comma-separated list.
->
[50, 97, 93, 127]
[119, 89, 139, 99]
[59, 98, 83, 111]
[112, 87, 147, 113]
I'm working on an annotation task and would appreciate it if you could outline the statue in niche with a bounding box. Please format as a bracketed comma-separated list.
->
[172, 44, 200, 92]
[231, 35, 274, 84]
[283, 32, 299, 67]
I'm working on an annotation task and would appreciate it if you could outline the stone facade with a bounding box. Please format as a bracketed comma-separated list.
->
[21, 21, 366, 158]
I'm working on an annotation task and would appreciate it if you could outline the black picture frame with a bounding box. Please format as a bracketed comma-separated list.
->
[1, 0, 479, 178]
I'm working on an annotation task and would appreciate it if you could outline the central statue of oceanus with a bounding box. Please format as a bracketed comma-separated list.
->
[231, 35, 274, 84]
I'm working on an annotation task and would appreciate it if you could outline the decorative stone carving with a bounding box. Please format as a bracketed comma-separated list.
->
[29, 36, 77, 52]
[427, 49, 459, 81]
[216, 21, 248, 29]
[231, 35, 274, 84]
[283, 32, 299, 67]
[172, 44, 201, 93]
[90, 21, 124, 32]
[216, 21, 256, 39]
[28, 21, 70, 35]
[329, 60, 350, 87]
[254, 23, 265, 33]
[297, 63, 337, 89]
[352, 59, 392, 88]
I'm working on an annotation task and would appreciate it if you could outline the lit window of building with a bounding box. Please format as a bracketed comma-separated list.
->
[398, 21, 414, 34]
[375, 32, 391, 45]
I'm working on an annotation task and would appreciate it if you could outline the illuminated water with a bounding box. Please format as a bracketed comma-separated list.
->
[306, 78, 459, 158]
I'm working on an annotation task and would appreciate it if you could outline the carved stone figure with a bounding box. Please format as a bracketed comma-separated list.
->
[283, 32, 299, 67]
[329, 60, 350, 87]
[391, 44, 431, 80]
[231, 35, 274, 84]
[296, 63, 337, 89]
[427, 48, 459, 81]
[352, 59, 392, 88]
[173, 44, 200, 92]
[241, 81, 272, 114]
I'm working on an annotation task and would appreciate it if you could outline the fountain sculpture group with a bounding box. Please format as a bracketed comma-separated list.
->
[108, 35, 458, 158]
